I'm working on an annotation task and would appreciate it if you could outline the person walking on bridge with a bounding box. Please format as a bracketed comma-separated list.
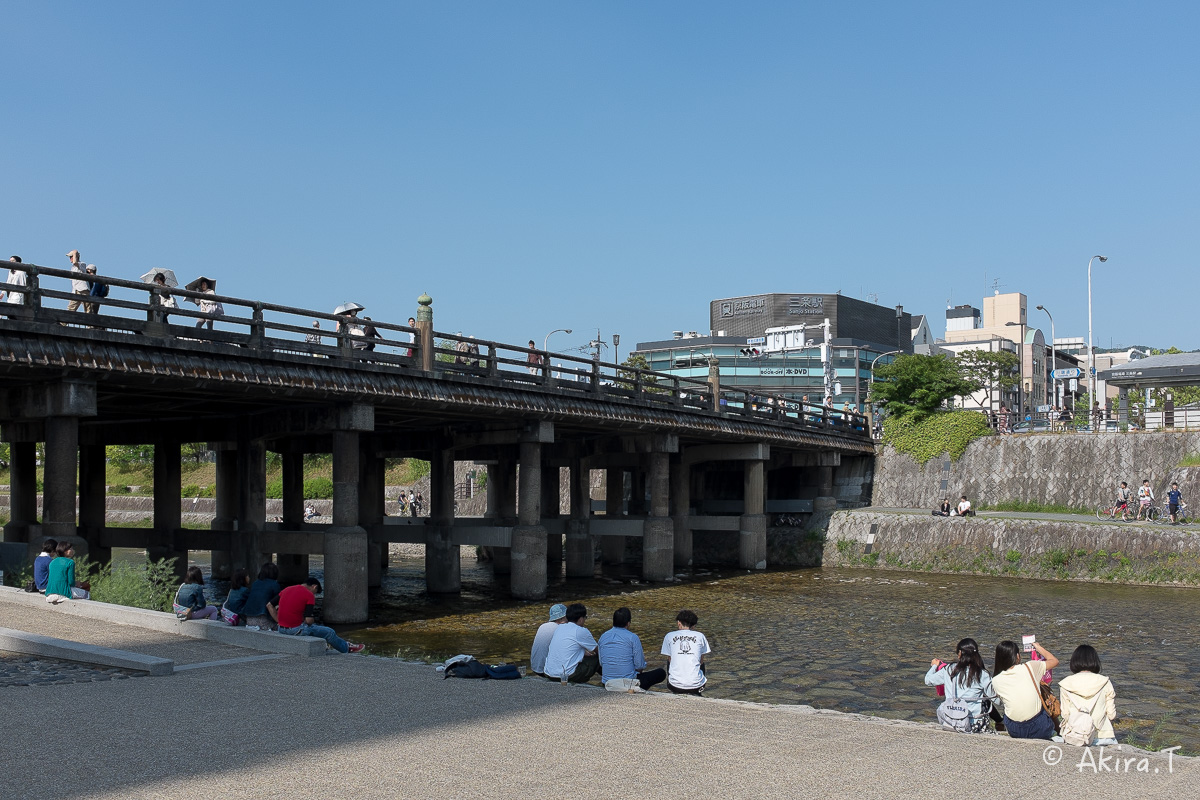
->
[2, 256, 27, 306]
[65, 249, 94, 312]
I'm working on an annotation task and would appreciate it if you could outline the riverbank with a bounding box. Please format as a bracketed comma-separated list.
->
[0, 605, 1193, 799]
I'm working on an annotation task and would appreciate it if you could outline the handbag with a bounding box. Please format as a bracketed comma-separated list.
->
[1026, 663, 1061, 731]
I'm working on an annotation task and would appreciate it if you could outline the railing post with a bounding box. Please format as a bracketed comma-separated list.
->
[249, 302, 265, 348]
[540, 354, 550, 385]
[25, 265, 40, 314]
[416, 292, 434, 372]
[673, 376, 682, 406]
[590, 360, 601, 394]
[487, 344, 500, 378]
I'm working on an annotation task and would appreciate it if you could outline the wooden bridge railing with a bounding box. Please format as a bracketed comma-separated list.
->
[0, 263, 870, 439]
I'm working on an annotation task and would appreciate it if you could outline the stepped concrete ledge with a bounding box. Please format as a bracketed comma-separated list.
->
[0, 587, 326, 657]
[0, 626, 173, 675]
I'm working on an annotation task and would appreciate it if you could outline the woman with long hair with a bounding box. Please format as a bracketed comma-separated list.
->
[991, 639, 1061, 741]
[925, 638, 996, 733]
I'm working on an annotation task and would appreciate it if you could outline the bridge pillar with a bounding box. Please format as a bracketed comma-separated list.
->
[4, 441, 38, 546]
[360, 450, 385, 591]
[601, 468, 625, 564]
[511, 440, 547, 600]
[234, 434, 270, 578]
[150, 438, 186, 579]
[277, 452, 308, 585]
[643, 450, 674, 581]
[566, 460, 593, 578]
[813, 462, 837, 515]
[739, 458, 767, 570]
[78, 444, 109, 565]
[491, 458, 516, 575]
[671, 459, 692, 568]
[542, 465, 563, 568]
[42, 416, 81, 548]
[325, 428, 368, 624]
[210, 446, 238, 580]
[426, 446, 460, 593]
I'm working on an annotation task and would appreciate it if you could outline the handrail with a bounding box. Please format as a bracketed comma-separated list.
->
[0, 262, 871, 439]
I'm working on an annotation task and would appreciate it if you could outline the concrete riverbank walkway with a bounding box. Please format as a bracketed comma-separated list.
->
[867, 507, 1191, 526]
[1, 608, 1196, 798]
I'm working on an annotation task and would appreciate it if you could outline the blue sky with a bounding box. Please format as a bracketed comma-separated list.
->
[4, 2, 1198, 355]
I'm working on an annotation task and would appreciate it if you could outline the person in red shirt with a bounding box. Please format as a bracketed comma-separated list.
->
[267, 578, 364, 653]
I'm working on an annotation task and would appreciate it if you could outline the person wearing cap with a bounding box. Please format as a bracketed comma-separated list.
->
[530, 603, 567, 677]
[65, 249, 94, 312]
[598, 606, 666, 693]
[543, 603, 600, 684]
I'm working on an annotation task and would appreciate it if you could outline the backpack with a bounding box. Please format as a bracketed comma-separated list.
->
[443, 659, 488, 679]
[1062, 684, 1109, 747]
[484, 663, 521, 680]
[936, 675, 992, 734]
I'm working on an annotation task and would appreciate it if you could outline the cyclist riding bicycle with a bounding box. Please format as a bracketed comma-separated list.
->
[1167, 481, 1183, 524]
[1110, 481, 1131, 518]
[1137, 479, 1155, 521]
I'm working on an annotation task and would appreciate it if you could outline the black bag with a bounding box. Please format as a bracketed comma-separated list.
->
[444, 659, 488, 679]
[484, 664, 521, 680]
[23, 580, 38, 593]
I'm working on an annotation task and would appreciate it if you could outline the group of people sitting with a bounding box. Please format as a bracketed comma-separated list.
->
[529, 602, 711, 695]
[32, 539, 90, 602]
[925, 637, 1117, 746]
[932, 496, 974, 517]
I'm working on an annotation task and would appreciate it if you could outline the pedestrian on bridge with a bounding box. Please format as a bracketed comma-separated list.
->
[3, 256, 27, 306]
[65, 250, 95, 313]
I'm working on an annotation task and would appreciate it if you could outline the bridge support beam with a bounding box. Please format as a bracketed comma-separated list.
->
[511, 440, 547, 600]
[671, 460, 692, 568]
[543, 465, 562, 568]
[425, 446, 460, 593]
[150, 439, 186, 580]
[210, 447, 237, 580]
[361, 450, 385, 591]
[739, 458, 767, 570]
[234, 436, 268, 577]
[566, 461, 592, 578]
[491, 458, 516, 575]
[324, 428, 368, 624]
[4, 441, 38, 546]
[42, 416, 81, 548]
[277, 452, 308, 585]
[643, 451, 673, 582]
[601, 468, 625, 564]
[78, 444, 109, 565]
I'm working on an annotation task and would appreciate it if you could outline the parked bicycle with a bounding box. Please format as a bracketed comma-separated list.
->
[1153, 501, 1193, 526]
[1095, 499, 1133, 522]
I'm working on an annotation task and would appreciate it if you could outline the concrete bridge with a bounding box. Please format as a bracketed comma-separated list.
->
[0, 263, 873, 622]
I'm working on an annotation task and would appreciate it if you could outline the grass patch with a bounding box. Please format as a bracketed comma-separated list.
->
[1179, 454, 1200, 467]
[76, 556, 179, 612]
[976, 500, 1092, 516]
[881, 410, 993, 464]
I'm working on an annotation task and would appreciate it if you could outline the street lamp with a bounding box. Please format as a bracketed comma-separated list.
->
[543, 328, 572, 353]
[1087, 255, 1108, 428]
[869, 349, 902, 385]
[1036, 304, 1055, 407]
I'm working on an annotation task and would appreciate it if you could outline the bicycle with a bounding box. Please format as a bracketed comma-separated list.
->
[1132, 502, 1160, 522]
[1153, 501, 1192, 526]
[1095, 500, 1132, 522]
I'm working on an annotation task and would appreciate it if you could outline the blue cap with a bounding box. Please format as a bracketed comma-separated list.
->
[548, 603, 567, 621]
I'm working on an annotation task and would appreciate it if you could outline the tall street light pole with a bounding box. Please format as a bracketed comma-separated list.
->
[1036, 304, 1055, 407]
[1087, 255, 1108, 427]
[543, 328, 572, 353]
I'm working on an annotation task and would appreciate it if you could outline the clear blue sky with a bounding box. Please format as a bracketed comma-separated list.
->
[4, 2, 1198, 354]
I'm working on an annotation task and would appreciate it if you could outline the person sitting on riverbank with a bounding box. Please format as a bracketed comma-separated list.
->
[932, 498, 952, 517]
[990, 639, 1061, 741]
[924, 638, 998, 733]
[221, 568, 251, 625]
[266, 577, 365, 653]
[44, 540, 90, 602]
[543, 603, 600, 684]
[242, 562, 281, 631]
[1058, 645, 1118, 747]
[662, 609, 710, 696]
[599, 607, 667, 693]
[174, 566, 220, 620]
[530, 603, 567, 677]
[33, 539, 57, 592]
[951, 496, 973, 517]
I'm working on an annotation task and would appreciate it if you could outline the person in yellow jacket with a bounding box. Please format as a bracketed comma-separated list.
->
[1058, 644, 1118, 746]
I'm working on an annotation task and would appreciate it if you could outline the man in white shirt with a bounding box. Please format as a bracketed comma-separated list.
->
[530, 603, 567, 677]
[2, 256, 27, 306]
[952, 496, 972, 517]
[662, 609, 711, 695]
[543, 603, 599, 684]
[65, 249, 92, 312]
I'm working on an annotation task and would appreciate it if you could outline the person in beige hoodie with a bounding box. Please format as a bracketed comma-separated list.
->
[1059, 644, 1118, 746]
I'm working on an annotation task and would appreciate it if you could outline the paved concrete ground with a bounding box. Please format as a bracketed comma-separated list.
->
[867, 507, 1197, 526]
[1, 640, 1195, 799]
[0, 652, 141, 687]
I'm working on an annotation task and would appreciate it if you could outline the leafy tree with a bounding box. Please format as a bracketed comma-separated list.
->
[870, 354, 980, 418]
[618, 353, 668, 394]
[106, 445, 154, 468]
[955, 350, 1020, 407]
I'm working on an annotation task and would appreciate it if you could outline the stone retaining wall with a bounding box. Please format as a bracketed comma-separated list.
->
[826, 509, 1200, 585]
[872, 431, 1200, 510]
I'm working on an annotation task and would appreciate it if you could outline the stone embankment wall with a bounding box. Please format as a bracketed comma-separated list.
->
[872, 431, 1200, 510]
[826, 510, 1200, 585]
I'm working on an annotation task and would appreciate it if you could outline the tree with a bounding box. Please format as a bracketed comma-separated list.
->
[870, 354, 980, 418]
[955, 350, 1020, 408]
[618, 353, 668, 394]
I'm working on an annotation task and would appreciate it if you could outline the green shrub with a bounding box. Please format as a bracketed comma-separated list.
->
[266, 477, 284, 500]
[862, 552, 879, 566]
[78, 556, 178, 612]
[835, 539, 854, 557]
[1005, 550, 1022, 563]
[881, 410, 993, 464]
[303, 477, 335, 499]
[108, 485, 132, 495]
[181, 484, 200, 498]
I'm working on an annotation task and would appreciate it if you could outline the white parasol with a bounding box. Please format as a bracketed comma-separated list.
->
[140, 268, 178, 288]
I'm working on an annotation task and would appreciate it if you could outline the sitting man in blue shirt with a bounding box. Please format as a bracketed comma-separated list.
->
[598, 606, 666, 692]
[543, 603, 600, 684]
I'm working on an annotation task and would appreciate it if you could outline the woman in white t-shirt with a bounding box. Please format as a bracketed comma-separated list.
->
[661, 609, 711, 696]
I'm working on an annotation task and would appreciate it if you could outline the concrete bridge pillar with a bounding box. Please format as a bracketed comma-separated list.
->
[78, 444, 109, 565]
[360, 450, 385, 591]
[739, 459, 767, 570]
[643, 450, 674, 581]
[4, 441, 38, 546]
[542, 465, 562, 566]
[511, 440, 547, 600]
[233, 436, 268, 578]
[601, 468, 625, 564]
[151, 438, 186, 579]
[492, 458, 516, 575]
[325, 428, 368, 623]
[670, 459, 692, 568]
[566, 460, 593, 578]
[277, 452, 308, 585]
[425, 446, 460, 594]
[42, 416, 81, 548]
[813, 462, 837, 514]
[209, 446, 238, 580]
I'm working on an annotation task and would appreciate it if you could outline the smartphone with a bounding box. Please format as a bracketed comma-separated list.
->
[1022, 634, 1036, 653]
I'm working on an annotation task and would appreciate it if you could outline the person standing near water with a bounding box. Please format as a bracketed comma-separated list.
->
[662, 609, 710, 696]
